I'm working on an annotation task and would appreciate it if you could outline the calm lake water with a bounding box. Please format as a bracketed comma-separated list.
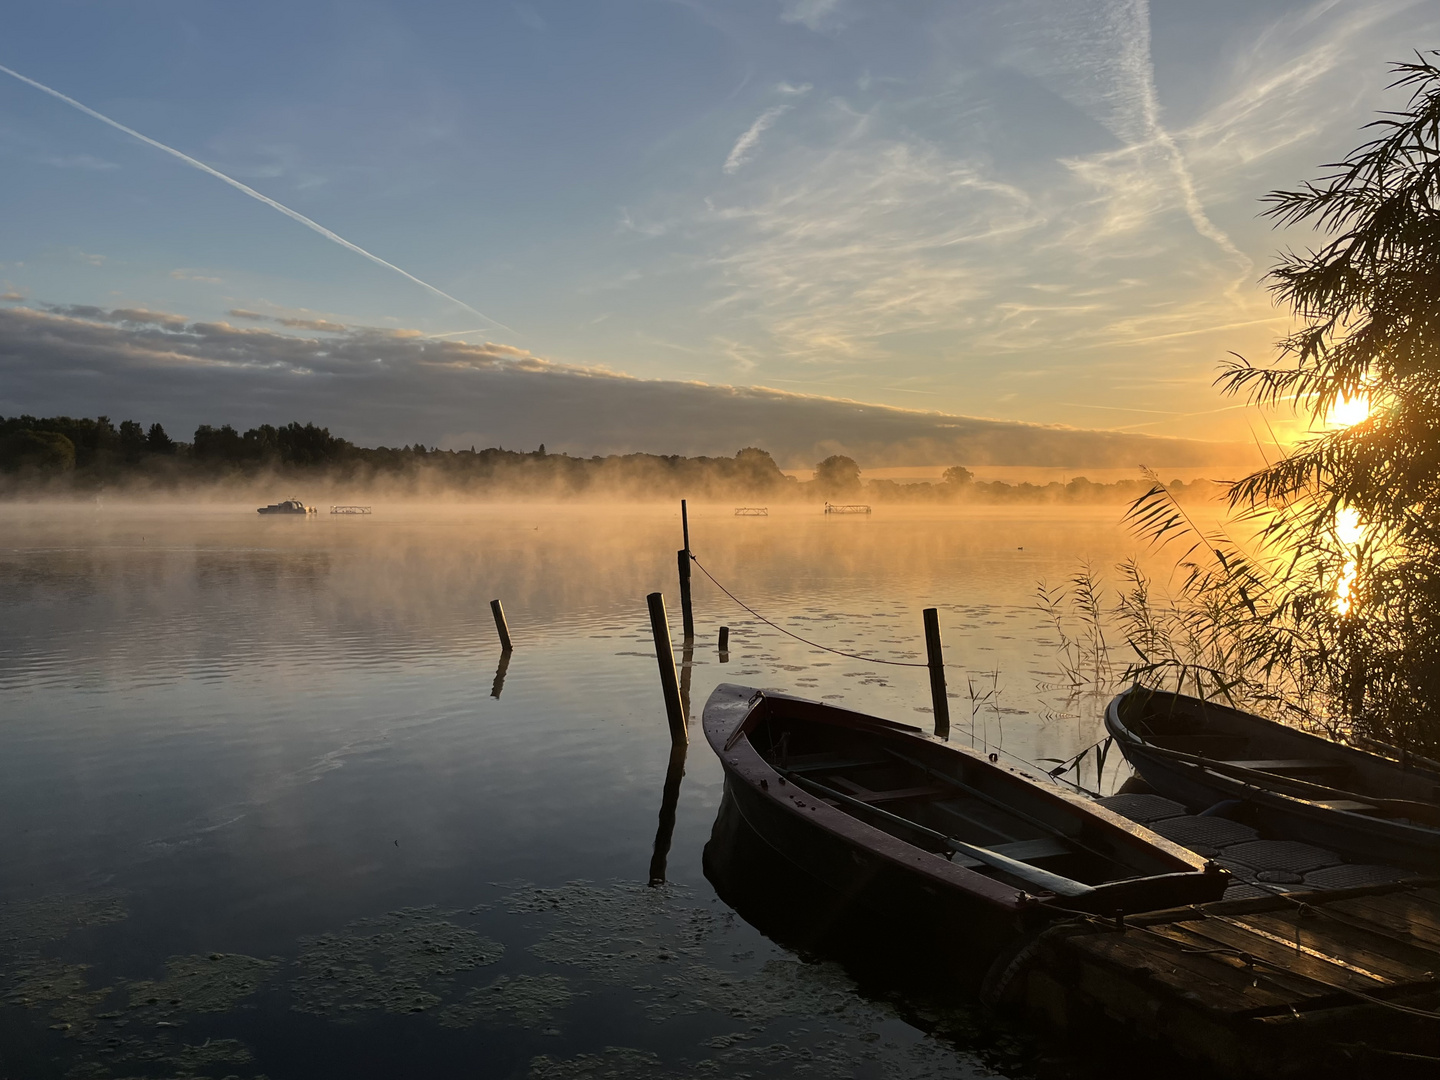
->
[0, 502, 1161, 1079]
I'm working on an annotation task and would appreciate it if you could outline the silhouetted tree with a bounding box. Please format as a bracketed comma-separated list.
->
[0, 429, 75, 472]
[118, 420, 147, 462]
[192, 424, 246, 462]
[814, 454, 861, 497]
[147, 423, 176, 455]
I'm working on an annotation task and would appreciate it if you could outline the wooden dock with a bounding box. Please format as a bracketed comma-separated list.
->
[986, 880, 1440, 1077]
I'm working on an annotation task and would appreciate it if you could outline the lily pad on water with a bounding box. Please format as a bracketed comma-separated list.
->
[291, 907, 504, 1017]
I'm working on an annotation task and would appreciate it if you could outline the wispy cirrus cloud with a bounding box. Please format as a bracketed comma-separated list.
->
[778, 0, 846, 33]
[724, 104, 793, 174]
[0, 61, 513, 333]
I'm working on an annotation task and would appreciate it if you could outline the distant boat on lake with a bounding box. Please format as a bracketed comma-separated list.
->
[1106, 686, 1440, 870]
[703, 684, 1228, 957]
[256, 498, 315, 515]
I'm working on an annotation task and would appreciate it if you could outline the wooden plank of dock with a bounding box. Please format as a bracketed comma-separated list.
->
[987, 880, 1440, 1078]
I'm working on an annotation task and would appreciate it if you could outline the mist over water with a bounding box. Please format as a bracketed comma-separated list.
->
[0, 501, 1165, 1078]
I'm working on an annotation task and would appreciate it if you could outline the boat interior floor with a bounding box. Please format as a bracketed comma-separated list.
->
[760, 734, 1137, 887]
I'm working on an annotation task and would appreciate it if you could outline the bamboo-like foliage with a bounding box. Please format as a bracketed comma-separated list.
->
[1122, 55, 1440, 754]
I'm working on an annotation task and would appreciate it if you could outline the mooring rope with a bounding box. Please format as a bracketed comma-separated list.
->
[689, 555, 930, 668]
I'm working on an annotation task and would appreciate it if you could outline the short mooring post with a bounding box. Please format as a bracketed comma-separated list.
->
[718, 626, 729, 652]
[490, 599, 514, 652]
[923, 607, 950, 740]
[647, 592, 687, 745]
[678, 499, 695, 641]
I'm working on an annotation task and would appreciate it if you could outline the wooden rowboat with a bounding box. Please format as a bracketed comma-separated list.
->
[703, 684, 1229, 953]
[1105, 686, 1440, 870]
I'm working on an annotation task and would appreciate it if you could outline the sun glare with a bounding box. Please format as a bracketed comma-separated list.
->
[1335, 506, 1365, 546]
[1326, 392, 1370, 428]
[1333, 506, 1365, 616]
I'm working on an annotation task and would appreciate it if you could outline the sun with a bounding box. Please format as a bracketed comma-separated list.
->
[1326, 392, 1370, 428]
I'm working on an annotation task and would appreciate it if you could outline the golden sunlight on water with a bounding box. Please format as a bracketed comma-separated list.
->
[1334, 505, 1365, 616]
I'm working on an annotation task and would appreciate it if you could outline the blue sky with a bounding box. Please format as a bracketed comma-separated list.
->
[1, 1, 1434, 460]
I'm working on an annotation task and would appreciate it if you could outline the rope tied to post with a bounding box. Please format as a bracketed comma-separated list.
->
[688, 554, 930, 668]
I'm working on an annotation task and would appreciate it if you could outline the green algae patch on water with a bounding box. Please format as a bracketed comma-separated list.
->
[124, 953, 278, 1018]
[528, 1047, 672, 1080]
[290, 907, 504, 1018]
[0, 893, 128, 955]
[1, 956, 113, 1039]
[436, 973, 579, 1031]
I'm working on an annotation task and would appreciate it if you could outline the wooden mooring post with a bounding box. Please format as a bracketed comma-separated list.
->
[646, 592, 687, 745]
[922, 608, 950, 740]
[678, 499, 694, 641]
[490, 599, 514, 652]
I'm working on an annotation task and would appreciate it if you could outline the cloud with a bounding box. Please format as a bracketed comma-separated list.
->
[277, 317, 348, 332]
[779, 0, 845, 32]
[77, 251, 106, 267]
[0, 304, 1257, 469]
[170, 268, 224, 284]
[1004, 0, 1247, 271]
[41, 304, 188, 327]
[1, 291, 23, 302]
[724, 105, 791, 174]
[0, 62, 513, 334]
[227, 309, 267, 321]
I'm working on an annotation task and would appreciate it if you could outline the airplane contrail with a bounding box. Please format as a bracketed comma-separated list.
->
[0, 62, 516, 335]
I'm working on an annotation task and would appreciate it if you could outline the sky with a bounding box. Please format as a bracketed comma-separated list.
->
[1, 0, 1434, 466]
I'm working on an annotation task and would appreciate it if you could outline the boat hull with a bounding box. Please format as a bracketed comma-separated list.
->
[703, 683, 1228, 963]
[1106, 688, 1440, 870]
[719, 767, 1033, 957]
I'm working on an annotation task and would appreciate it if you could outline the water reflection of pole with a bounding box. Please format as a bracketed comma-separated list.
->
[490, 649, 511, 699]
[680, 639, 694, 724]
[648, 739, 688, 886]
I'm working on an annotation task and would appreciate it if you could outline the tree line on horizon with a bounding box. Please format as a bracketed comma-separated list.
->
[0, 413, 1208, 502]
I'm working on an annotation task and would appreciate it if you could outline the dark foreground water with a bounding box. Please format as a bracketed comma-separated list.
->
[0, 502, 1155, 1079]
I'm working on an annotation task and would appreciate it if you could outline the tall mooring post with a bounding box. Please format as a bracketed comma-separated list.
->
[678, 499, 695, 641]
[647, 592, 687, 745]
[923, 607, 950, 740]
[490, 599, 513, 653]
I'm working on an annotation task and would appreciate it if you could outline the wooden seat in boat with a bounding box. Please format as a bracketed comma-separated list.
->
[950, 836, 1072, 870]
[828, 775, 948, 804]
